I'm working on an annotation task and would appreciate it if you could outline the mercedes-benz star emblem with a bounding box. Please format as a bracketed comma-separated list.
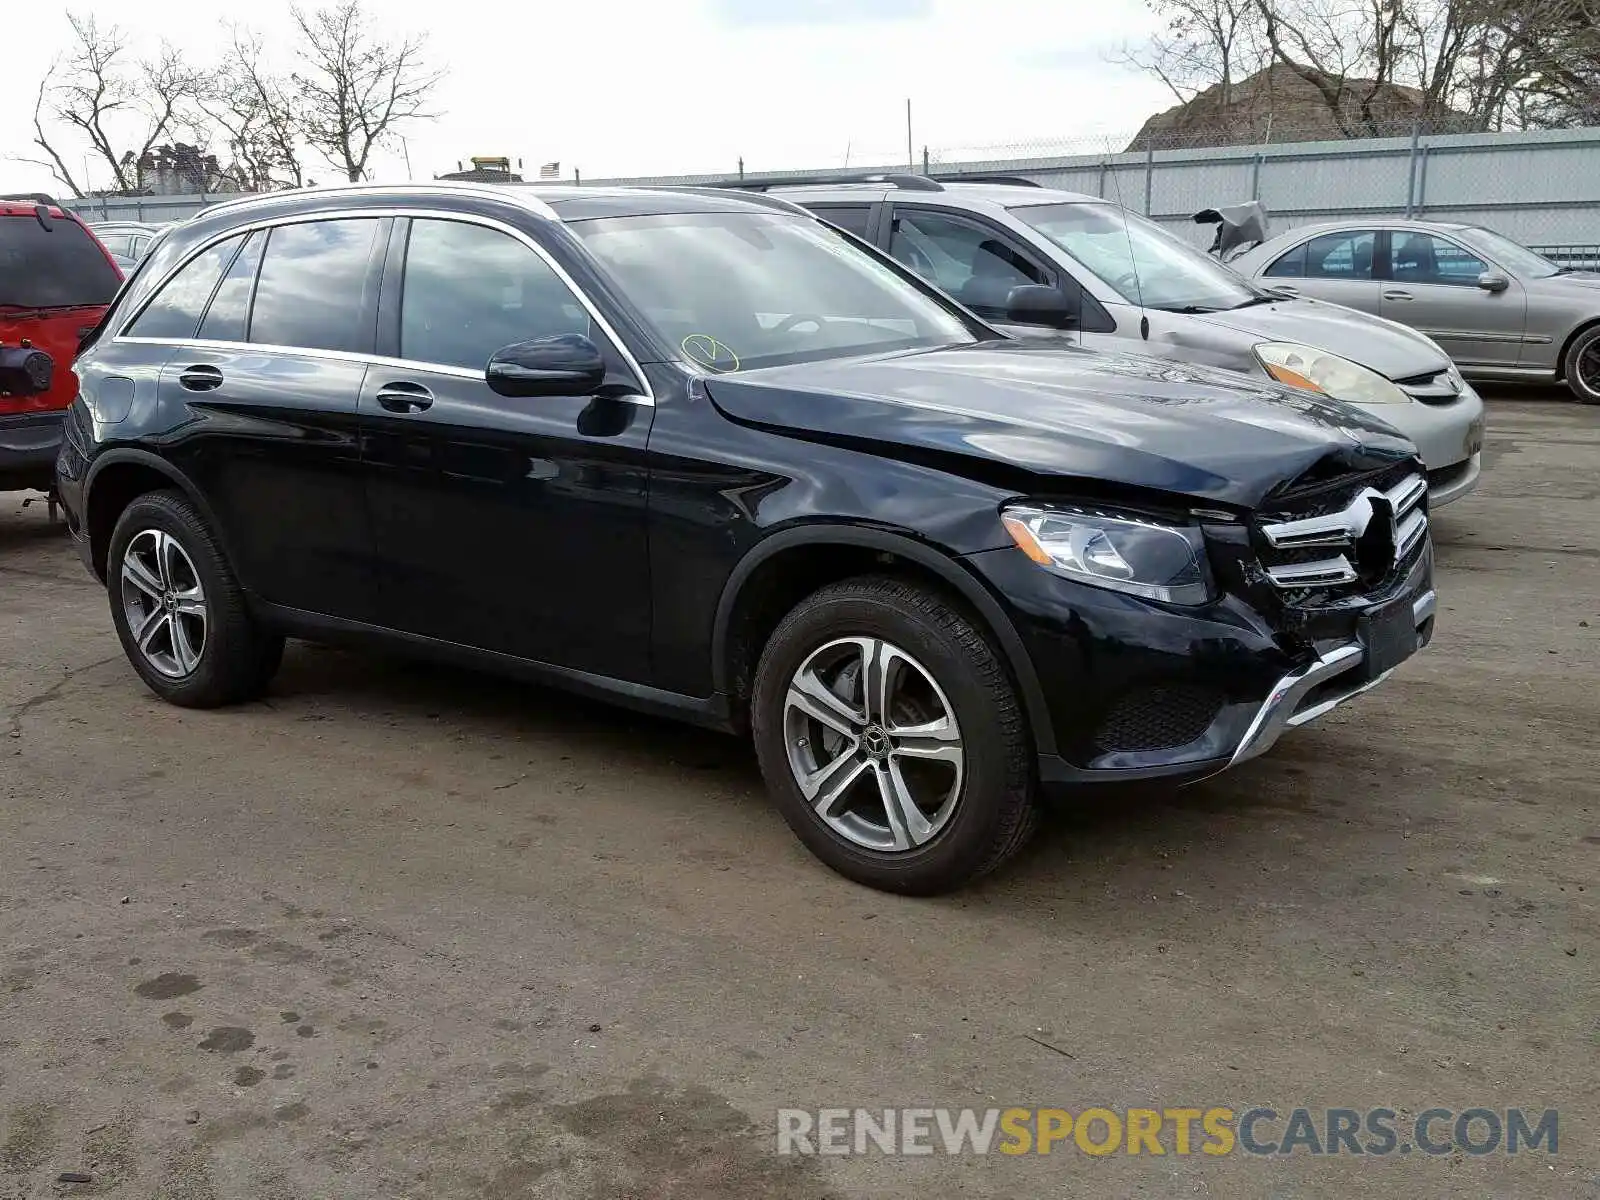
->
[861, 726, 890, 760]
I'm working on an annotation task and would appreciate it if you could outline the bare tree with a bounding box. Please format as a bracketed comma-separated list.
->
[1117, 0, 1599, 140]
[1493, 0, 1600, 126]
[291, 0, 441, 182]
[1251, 0, 1406, 137]
[26, 69, 86, 197]
[202, 28, 306, 192]
[1113, 0, 1268, 107]
[26, 13, 210, 194]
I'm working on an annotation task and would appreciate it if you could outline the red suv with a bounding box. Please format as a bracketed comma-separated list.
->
[2, 194, 124, 494]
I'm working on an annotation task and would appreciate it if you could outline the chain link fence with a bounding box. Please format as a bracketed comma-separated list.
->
[68, 121, 1600, 264]
[589, 121, 1600, 264]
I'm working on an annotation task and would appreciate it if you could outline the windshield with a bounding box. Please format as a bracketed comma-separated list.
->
[570, 211, 979, 372]
[1456, 226, 1561, 279]
[1012, 201, 1260, 313]
[0, 213, 123, 309]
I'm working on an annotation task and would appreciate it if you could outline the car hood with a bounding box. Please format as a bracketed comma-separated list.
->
[1183, 296, 1450, 380]
[702, 341, 1415, 510]
[1530, 270, 1600, 295]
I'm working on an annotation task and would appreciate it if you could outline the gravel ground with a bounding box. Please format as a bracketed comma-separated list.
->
[1, 396, 1596, 1199]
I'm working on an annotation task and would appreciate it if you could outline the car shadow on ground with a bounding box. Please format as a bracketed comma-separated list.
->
[259, 638, 1338, 913]
[0, 503, 65, 549]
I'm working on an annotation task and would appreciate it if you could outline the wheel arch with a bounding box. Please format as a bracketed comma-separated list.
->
[83, 450, 234, 582]
[711, 526, 1056, 755]
[1556, 317, 1600, 384]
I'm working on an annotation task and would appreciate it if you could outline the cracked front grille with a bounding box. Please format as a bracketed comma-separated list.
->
[1255, 464, 1428, 594]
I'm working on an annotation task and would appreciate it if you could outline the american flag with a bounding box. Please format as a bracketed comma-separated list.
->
[538, 162, 560, 179]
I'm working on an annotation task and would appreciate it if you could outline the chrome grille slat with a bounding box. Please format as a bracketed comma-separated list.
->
[1259, 470, 1428, 592]
[1396, 508, 1427, 560]
[1264, 557, 1358, 587]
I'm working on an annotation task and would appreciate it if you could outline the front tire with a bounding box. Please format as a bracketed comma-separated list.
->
[1564, 325, 1600, 404]
[107, 490, 283, 708]
[751, 575, 1037, 894]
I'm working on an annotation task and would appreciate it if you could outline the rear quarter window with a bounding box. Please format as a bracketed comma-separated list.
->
[1, 213, 123, 308]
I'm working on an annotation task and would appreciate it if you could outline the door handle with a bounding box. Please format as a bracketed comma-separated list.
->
[376, 381, 434, 414]
[1382, 289, 1414, 301]
[177, 364, 224, 392]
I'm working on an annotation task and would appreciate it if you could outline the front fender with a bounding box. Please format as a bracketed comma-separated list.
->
[710, 524, 1057, 756]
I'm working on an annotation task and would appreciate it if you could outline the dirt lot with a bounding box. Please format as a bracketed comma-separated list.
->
[1, 396, 1596, 1199]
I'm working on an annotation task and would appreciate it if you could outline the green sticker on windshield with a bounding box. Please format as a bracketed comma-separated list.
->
[682, 334, 740, 372]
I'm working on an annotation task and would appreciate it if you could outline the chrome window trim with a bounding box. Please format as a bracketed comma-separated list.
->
[112, 205, 654, 405]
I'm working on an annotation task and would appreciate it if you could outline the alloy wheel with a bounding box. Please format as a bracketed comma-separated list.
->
[782, 636, 965, 852]
[120, 529, 208, 679]
[1579, 340, 1600, 397]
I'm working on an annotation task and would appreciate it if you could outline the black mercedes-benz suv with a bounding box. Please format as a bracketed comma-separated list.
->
[56, 182, 1436, 894]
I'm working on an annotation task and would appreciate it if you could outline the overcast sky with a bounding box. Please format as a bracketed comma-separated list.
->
[4, 0, 1170, 194]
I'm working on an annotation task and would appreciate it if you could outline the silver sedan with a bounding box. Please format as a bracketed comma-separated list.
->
[1231, 219, 1600, 404]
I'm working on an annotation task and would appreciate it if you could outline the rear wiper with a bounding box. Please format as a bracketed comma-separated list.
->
[0, 302, 98, 315]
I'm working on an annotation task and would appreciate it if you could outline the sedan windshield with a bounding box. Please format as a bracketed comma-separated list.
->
[570, 211, 979, 372]
[1012, 201, 1261, 313]
[1456, 226, 1561, 278]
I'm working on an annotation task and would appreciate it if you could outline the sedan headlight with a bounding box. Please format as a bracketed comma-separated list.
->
[1000, 505, 1215, 605]
[1255, 342, 1410, 405]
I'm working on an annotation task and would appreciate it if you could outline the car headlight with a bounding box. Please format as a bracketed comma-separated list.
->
[1255, 342, 1410, 405]
[1000, 504, 1215, 605]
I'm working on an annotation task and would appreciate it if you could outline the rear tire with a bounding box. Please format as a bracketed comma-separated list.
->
[751, 575, 1037, 895]
[106, 490, 284, 708]
[1564, 325, 1600, 404]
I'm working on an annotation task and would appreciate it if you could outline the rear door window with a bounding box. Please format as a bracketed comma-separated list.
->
[249, 219, 383, 353]
[810, 205, 873, 240]
[125, 235, 246, 340]
[1302, 231, 1376, 280]
[1264, 243, 1306, 277]
[0, 213, 123, 308]
[197, 231, 266, 342]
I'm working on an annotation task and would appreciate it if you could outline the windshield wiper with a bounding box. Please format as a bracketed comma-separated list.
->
[1163, 304, 1224, 314]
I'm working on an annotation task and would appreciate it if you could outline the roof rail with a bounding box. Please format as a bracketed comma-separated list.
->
[191, 180, 561, 221]
[928, 173, 1043, 188]
[1, 193, 59, 206]
[636, 185, 813, 217]
[711, 172, 945, 194]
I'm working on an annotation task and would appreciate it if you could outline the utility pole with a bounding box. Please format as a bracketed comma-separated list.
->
[905, 99, 914, 169]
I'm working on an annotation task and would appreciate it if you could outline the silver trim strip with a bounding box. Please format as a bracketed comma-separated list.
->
[1228, 587, 1436, 768]
[110, 206, 653, 406]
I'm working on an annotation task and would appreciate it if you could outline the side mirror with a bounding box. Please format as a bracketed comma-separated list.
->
[1477, 271, 1510, 293]
[1005, 283, 1078, 329]
[486, 334, 606, 398]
